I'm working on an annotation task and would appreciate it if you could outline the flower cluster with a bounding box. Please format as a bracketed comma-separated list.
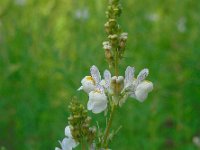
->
[55, 0, 154, 149]
[55, 100, 96, 150]
[103, 0, 128, 67]
[78, 65, 153, 114]
[78, 66, 108, 113]
[68, 100, 96, 144]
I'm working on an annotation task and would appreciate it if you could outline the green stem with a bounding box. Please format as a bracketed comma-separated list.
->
[103, 48, 119, 148]
[81, 138, 86, 150]
[114, 50, 119, 76]
[103, 105, 116, 147]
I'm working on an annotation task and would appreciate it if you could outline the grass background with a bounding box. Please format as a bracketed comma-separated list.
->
[0, 0, 200, 149]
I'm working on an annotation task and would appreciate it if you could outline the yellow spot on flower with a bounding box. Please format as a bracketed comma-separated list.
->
[94, 89, 101, 93]
[86, 76, 95, 84]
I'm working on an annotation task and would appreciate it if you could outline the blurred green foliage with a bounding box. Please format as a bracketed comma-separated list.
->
[0, 0, 200, 149]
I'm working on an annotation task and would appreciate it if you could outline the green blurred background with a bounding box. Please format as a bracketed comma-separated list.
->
[0, 0, 200, 149]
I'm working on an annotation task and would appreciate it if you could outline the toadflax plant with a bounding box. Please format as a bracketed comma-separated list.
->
[55, 0, 153, 150]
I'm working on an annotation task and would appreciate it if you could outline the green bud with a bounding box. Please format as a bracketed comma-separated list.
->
[68, 99, 96, 143]
[109, 19, 117, 27]
[109, 34, 118, 40]
[108, 34, 118, 47]
[104, 0, 126, 62]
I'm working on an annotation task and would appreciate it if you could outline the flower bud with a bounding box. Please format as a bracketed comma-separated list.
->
[119, 32, 128, 50]
[108, 34, 118, 47]
[110, 76, 124, 95]
[111, 76, 117, 83]
[68, 100, 96, 143]
[120, 32, 128, 40]
[113, 5, 122, 17]
[85, 116, 91, 123]
[104, 22, 110, 33]
[87, 127, 96, 144]
[108, 34, 118, 40]
[108, 19, 117, 27]
[116, 76, 124, 83]
[103, 41, 111, 50]
[73, 115, 80, 119]
[119, 41, 125, 49]
[105, 49, 112, 59]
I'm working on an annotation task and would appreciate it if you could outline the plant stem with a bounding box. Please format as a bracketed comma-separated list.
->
[103, 105, 116, 147]
[81, 138, 86, 150]
[103, 48, 119, 148]
[114, 49, 119, 76]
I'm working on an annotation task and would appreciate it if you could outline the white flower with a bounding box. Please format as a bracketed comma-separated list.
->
[78, 65, 101, 93]
[88, 90, 107, 114]
[78, 76, 96, 93]
[120, 67, 153, 103]
[78, 66, 108, 113]
[58, 138, 76, 150]
[65, 126, 72, 138]
[137, 68, 149, 82]
[55, 126, 78, 150]
[129, 68, 153, 102]
[134, 80, 153, 102]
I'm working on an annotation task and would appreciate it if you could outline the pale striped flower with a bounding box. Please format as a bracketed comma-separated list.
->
[120, 66, 153, 104]
[55, 126, 78, 150]
[78, 65, 101, 93]
[129, 68, 153, 102]
[88, 89, 107, 114]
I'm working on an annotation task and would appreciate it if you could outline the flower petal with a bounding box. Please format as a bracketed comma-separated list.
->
[104, 70, 111, 88]
[87, 99, 94, 110]
[137, 68, 149, 82]
[96, 84, 104, 93]
[68, 138, 79, 148]
[135, 81, 153, 102]
[88, 91, 107, 113]
[137, 81, 153, 92]
[100, 79, 106, 87]
[60, 137, 78, 150]
[124, 66, 134, 87]
[60, 138, 71, 150]
[80, 76, 96, 93]
[65, 126, 72, 138]
[135, 90, 148, 102]
[92, 99, 107, 114]
[90, 65, 101, 84]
